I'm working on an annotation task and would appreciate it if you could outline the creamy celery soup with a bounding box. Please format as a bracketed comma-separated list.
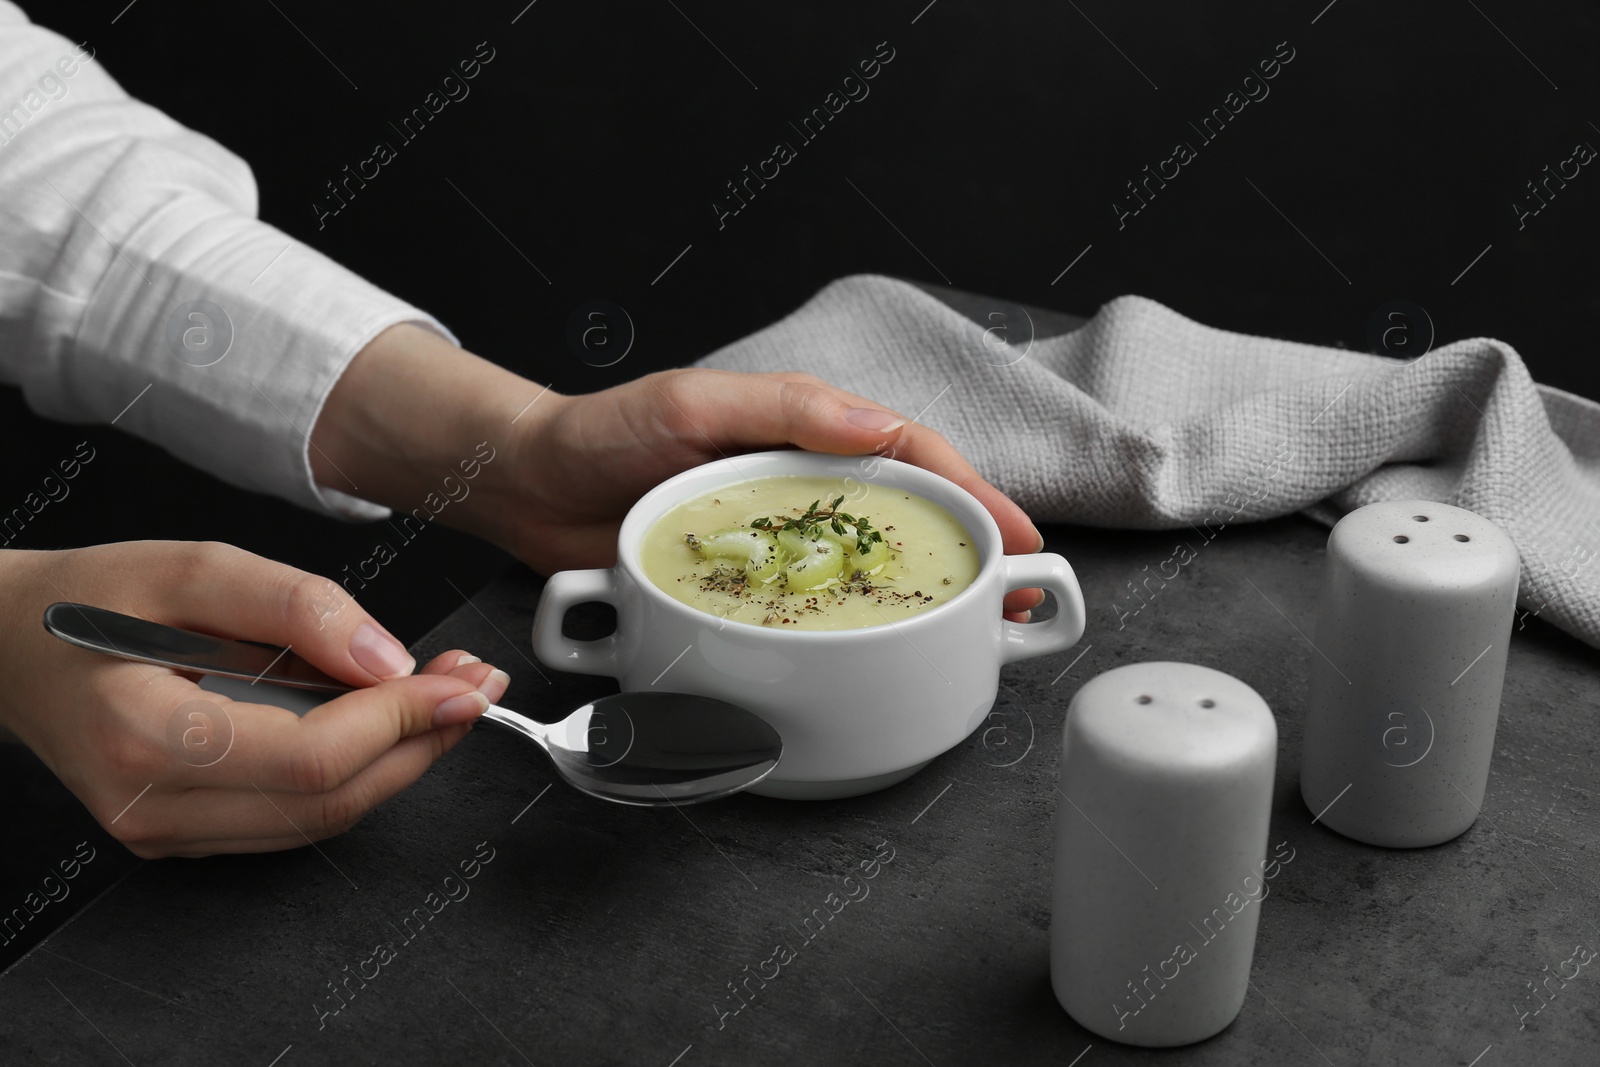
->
[639, 475, 981, 631]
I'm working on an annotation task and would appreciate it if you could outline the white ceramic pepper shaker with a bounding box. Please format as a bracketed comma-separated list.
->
[1299, 499, 1520, 848]
[1052, 662, 1278, 1047]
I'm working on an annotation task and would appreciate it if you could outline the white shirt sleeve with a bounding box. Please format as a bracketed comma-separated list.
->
[0, 4, 451, 520]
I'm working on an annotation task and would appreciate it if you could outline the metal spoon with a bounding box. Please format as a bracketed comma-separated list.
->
[42, 602, 782, 806]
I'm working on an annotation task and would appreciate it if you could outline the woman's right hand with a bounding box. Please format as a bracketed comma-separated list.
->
[0, 541, 507, 859]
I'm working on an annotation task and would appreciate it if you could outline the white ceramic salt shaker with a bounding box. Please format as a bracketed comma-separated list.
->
[1052, 662, 1278, 1046]
[1299, 499, 1519, 848]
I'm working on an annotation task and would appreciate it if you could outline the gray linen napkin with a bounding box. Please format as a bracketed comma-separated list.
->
[695, 274, 1600, 651]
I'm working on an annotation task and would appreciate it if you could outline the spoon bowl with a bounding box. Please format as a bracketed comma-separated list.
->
[484, 692, 781, 805]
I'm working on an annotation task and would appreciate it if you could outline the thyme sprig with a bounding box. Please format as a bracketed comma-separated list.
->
[750, 495, 885, 555]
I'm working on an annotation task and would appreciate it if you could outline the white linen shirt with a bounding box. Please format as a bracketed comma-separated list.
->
[0, 4, 448, 521]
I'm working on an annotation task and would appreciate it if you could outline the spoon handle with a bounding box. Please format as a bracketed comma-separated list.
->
[43, 602, 351, 691]
[477, 705, 550, 748]
[40, 603, 545, 744]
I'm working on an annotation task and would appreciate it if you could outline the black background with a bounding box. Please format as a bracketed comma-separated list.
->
[4, 0, 1597, 968]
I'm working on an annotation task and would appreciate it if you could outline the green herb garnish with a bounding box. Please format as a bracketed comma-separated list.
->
[749, 495, 885, 556]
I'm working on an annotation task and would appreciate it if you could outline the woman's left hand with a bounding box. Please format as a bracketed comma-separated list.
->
[505, 368, 1043, 613]
[312, 327, 1045, 620]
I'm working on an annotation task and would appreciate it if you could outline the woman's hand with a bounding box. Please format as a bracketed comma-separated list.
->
[503, 368, 1045, 619]
[0, 541, 508, 859]
[311, 326, 1045, 618]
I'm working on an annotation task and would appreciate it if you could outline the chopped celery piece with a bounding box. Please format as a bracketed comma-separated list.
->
[778, 529, 845, 590]
[691, 528, 782, 583]
[845, 537, 892, 575]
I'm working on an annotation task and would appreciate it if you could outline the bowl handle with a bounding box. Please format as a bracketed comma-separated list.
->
[1000, 552, 1086, 664]
[531, 568, 621, 677]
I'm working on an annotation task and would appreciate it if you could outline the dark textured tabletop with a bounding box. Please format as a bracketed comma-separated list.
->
[2, 511, 1597, 1066]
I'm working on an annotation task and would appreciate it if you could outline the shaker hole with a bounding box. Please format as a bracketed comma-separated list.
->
[1393, 535, 1410, 543]
[1135, 695, 1153, 705]
[1455, 534, 1470, 542]
[1199, 698, 1216, 708]
[1413, 515, 1430, 522]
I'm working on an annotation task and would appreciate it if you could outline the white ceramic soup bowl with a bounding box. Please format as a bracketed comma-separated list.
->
[530, 450, 1086, 799]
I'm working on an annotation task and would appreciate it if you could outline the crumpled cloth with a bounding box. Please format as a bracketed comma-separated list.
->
[696, 274, 1600, 651]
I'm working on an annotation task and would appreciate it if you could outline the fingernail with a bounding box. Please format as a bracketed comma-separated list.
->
[844, 407, 906, 433]
[478, 668, 510, 702]
[1033, 527, 1045, 552]
[454, 653, 482, 669]
[433, 690, 488, 728]
[350, 622, 415, 680]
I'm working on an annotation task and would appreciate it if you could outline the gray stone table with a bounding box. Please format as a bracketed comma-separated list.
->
[2, 511, 1597, 1066]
